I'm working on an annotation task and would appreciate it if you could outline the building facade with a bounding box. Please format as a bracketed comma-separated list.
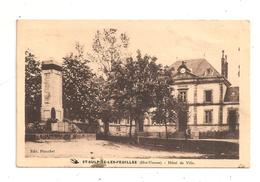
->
[170, 50, 239, 135]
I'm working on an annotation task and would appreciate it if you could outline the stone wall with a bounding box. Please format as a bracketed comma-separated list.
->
[25, 133, 96, 141]
[107, 124, 177, 136]
[108, 125, 135, 136]
[106, 123, 235, 137]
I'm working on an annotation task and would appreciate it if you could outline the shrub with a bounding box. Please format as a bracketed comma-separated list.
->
[25, 121, 48, 133]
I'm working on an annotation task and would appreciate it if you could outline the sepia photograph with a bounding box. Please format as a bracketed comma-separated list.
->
[16, 20, 250, 167]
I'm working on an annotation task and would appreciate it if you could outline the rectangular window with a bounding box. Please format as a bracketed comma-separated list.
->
[204, 90, 213, 102]
[205, 110, 213, 124]
[178, 90, 187, 102]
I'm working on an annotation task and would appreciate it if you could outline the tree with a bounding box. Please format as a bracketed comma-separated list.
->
[25, 50, 41, 123]
[152, 66, 178, 139]
[62, 43, 100, 124]
[95, 76, 119, 136]
[91, 28, 129, 76]
[109, 50, 162, 136]
[106, 59, 135, 137]
[90, 28, 130, 135]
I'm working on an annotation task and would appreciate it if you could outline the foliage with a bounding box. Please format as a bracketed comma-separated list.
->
[90, 29, 130, 135]
[62, 43, 100, 123]
[152, 72, 190, 138]
[25, 50, 41, 123]
[26, 121, 48, 133]
[91, 28, 129, 75]
[94, 77, 116, 135]
[108, 50, 166, 134]
[151, 66, 178, 138]
[108, 50, 188, 137]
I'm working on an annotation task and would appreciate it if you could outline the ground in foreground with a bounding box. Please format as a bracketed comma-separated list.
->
[25, 139, 210, 159]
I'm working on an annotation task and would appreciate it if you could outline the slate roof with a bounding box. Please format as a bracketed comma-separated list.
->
[169, 59, 222, 78]
[224, 86, 239, 102]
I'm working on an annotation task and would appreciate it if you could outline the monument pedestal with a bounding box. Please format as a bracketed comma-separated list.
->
[41, 107, 63, 122]
[51, 122, 70, 132]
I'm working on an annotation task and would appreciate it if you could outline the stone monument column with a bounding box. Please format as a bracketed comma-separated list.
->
[41, 60, 63, 122]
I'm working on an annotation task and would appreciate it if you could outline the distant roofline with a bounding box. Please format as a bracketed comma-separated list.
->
[170, 58, 220, 74]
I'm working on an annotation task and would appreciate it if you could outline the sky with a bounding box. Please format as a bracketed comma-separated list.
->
[17, 20, 250, 86]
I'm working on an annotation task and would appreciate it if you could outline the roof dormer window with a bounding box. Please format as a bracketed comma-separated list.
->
[205, 68, 213, 76]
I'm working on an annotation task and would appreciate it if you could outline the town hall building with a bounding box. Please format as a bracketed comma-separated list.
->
[170, 50, 239, 135]
[108, 50, 239, 138]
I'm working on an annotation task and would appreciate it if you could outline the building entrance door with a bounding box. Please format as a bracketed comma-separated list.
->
[178, 109, 187, 132]
[228, 109, 237, 132]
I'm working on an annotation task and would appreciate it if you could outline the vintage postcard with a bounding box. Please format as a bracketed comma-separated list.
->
[16, 20, 250, 167]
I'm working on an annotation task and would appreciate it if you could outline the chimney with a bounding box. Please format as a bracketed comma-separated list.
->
[221, 50, 225, 76]
[221, 50, 228, 79]
[225, 55, 228, 79]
